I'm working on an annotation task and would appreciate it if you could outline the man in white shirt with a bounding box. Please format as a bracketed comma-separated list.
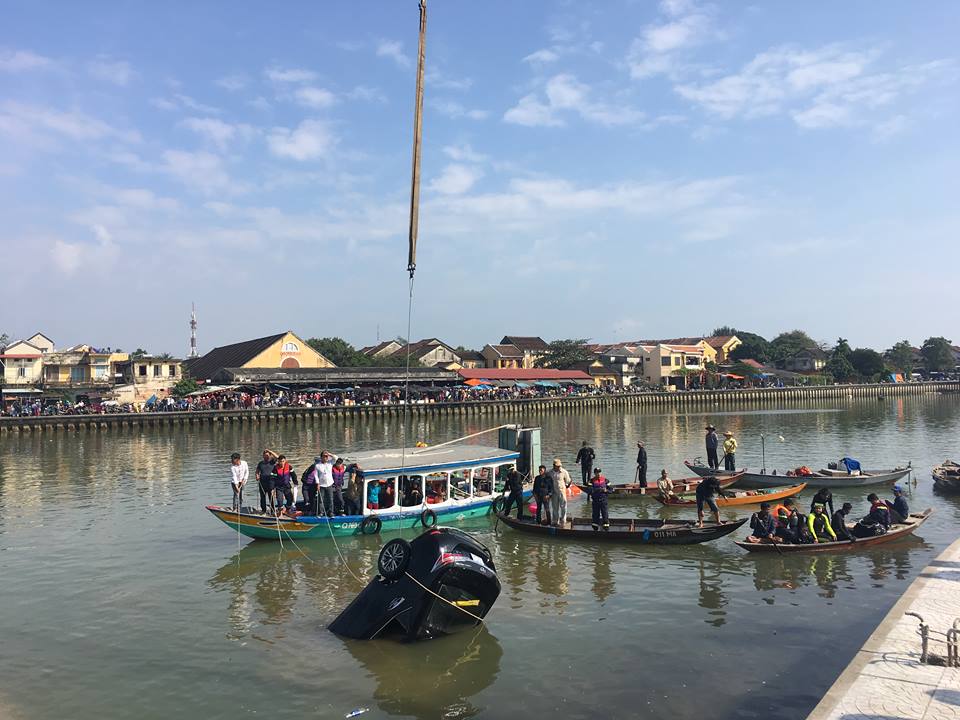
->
[230, 452, 249, 510]
[315, 451, 335, 518]
[548, 459, 571, 527]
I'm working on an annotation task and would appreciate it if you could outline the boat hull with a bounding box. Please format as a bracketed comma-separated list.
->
[685, 461, 911, 489]
[932, 462, 960, 492]
[496, 514, 747, 545]
[208, 491, 530, 541]
[735, 509, 933, 553]
[654, 483, 807, 508]
[577, 472, 742, 497]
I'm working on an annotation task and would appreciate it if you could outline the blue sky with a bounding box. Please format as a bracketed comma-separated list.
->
[2, 0, 958, 356]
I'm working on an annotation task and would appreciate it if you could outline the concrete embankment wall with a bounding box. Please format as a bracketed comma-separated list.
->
[1, 382, 957, 435]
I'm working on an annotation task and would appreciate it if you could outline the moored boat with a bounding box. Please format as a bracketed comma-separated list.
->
[735, 509, 933, 553]
[496, 513, 747, 545]
[653, 483, 807, 508]
[932, 461, 960, 492]
[208, 440, 535, 541]
[684, 460, 911, 489]
[576, 471, 743, 497]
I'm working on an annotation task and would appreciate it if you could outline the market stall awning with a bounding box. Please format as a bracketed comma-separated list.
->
[185, 384, 240, 397]
[464, 378, 491, 386]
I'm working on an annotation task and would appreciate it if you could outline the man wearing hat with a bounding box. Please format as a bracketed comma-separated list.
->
[722, 431, 738, 471]
[548, 458, 571, 528]
[704, 425, 719, 470]
[636, 441, 648, 487]
[832, 502, 854, 541]
[746, 502, 776, 543]
[888, 485, 909, 523]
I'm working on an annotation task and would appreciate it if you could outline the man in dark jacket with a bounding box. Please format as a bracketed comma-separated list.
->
[575, 441, 596, 486]
[696, 474, 726, 527]
[636, 441, 648, 487]
[255, 450, 278, 515]
[888, 485, 909, 523]
[705, 425, 720, 470]
[810, 487, 834, 516]
[532, 464, 552, 525]
[747, 502, 776, 543]
[832, 502, 854, 541]
[501, 465, 525, 519]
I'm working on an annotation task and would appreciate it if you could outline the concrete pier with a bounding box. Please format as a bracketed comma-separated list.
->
[1, 381, 956, 434]
[807, 537, 960, 720]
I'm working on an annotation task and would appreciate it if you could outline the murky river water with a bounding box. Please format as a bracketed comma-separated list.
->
[1, 395, 959, 720]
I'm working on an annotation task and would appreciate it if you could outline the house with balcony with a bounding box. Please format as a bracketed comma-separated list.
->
[782, 348, 827, 373]
[1, 339, 47, 387]
[634, 343, 706, 389]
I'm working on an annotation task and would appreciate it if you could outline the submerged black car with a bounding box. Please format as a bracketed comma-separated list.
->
[328, 527, 501, 641]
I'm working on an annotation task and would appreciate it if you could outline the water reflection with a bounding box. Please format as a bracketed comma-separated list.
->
[530, 541, 570, 610]
[590, 545, 615, 602]
[697, 557, 729, 627]
[341, 628, 502, 719]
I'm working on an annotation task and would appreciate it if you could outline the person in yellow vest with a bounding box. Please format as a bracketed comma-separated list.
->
[807, 503, 837, 543]
[722, 431, 738, 471]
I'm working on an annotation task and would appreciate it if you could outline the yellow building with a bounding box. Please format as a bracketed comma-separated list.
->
[635, 343, 706, 389]
[185, 331, 334, 381]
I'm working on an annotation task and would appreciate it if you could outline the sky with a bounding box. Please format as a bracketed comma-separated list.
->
[2, 0, 959, 357]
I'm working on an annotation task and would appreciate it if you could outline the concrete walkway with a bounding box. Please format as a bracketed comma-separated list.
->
[808, 536, 960, 720]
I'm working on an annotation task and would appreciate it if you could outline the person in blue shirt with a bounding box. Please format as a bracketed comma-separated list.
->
[888, 485, 909, 523]
[746, 502, 777, 543]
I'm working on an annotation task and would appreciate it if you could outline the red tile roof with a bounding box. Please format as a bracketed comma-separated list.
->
[458, 368, 592, 381]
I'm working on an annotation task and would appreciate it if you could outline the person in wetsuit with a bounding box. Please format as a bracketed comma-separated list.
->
[532, 464, 552, 525]
[501, 465, 525, 519]
[575, 441, 596, 487]
[696, 474, 725, 527]
[590, 467, 610, 531]
[832, 502, 854, 541]
[807, 503, 837, 543]
[810, 487, 834, 516]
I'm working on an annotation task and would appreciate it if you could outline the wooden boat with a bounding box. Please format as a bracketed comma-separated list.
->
[496, 513, 747, 545]
[685, 460, 911, 489]
[653, 483, 807, 507]
[208, 441, 532, 540]
[932, 461, 960, 492]
[735, 509, 933, 553]
[576, 471, 743, 497]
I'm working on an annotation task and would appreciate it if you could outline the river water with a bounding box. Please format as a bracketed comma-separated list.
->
[1, 395, 958, 720]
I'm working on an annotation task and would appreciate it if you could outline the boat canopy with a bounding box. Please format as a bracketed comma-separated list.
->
[348, 444, 519, 477]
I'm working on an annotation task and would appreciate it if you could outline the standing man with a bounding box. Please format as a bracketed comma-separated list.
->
[532, 464, 552, 526]
[548, 458, 571, 528]
[722, 431, 738, 471]
[590, 467, 610, 531]
[301, 457, 320, 515]
[705, 425, 720, 470]
[695, 473, 724, 527]
[575, 441, 596, 487]
[636, 441, 648, 487]
[230, 452, 249, 510]
[501, 465, 525, 519]
[255, 450, 277, 515]
[315, 451, 335, 518]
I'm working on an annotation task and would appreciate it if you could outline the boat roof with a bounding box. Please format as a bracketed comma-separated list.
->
[348, 444, 520, 477]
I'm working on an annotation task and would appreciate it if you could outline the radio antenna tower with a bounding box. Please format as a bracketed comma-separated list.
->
[189, 303, 198, 358]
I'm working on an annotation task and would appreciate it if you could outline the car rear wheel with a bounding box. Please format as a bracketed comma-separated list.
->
[378, 538, 412, 581]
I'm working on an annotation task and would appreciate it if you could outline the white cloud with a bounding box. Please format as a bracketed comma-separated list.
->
[430, 99, 488, 120]
[627, 0, 714, 79]
[151, 93, 220, 114]
[346, 85, 387, 103]
[87, 57, 135, 86]
[217, 74, 248, 91]
[162, 150, 237, 195]
[428, 164, 483, 195]
[0, 101, 140, 144]
[0, 49, 54, 72]
[376, 40, 411, 69]
[443, 144, 488, 163]
[294, 86, 337, 108]
[676, 46, 950, 129]
[180, 117, 253, 150]
[523, 48, 560, 65]
[504, 74, 644, 128]
[264, 66, 317, 83]
[425, 68, 473, 91]
[51, 225, 118, 276]
[267, 119, 334, 161]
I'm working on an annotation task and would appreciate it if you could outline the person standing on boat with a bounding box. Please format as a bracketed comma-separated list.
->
[301, 458, 320, 515]
[548, 459, 571, 527]
[315, 451, 335, 518]
[344, 463, 364, 516]
[229, 452, 248, 510]
[636, 441, 648, 487]
[722, 431, 737, 471]
[575, 441, 595, 487]
[532, 464, 552, 525]
[695, 473, 724, 527]
[331, 457, 347, 516]
[274, 455, 295, 513]
[810, 487, 834, 516]
[705, 425, 720, 470]
[807, 503, 837, 543]
[590, 467, 610, 531]
[832, 502, 854, 541]
[502, 465, 525, 519]
[255, 450, 277, 515]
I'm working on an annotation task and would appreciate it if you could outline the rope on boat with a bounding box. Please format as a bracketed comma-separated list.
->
[411, 424, 518, 454]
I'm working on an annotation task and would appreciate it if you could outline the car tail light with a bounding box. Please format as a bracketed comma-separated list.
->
[432, 552, 470, 572]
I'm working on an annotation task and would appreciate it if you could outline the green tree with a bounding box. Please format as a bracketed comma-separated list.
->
[131, 348, 148, 358]
[920, 336, 955, 373]
[155, 352, 174, 360]
[710, 326, 737, 337]
[171, 375, 200, 397]
[833, 338, 852, 357]
[730, 361, 761, 382]
[886, 340, 914, 375]
[535, 339, 594, 369]
[306, 337, 363, 367]
[769, 330, 819, 362]
[729, 331, 771, 363]
[849, 348, 886, 380]
[0, 332, 9, 348]
[825, 353, 856, 382]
